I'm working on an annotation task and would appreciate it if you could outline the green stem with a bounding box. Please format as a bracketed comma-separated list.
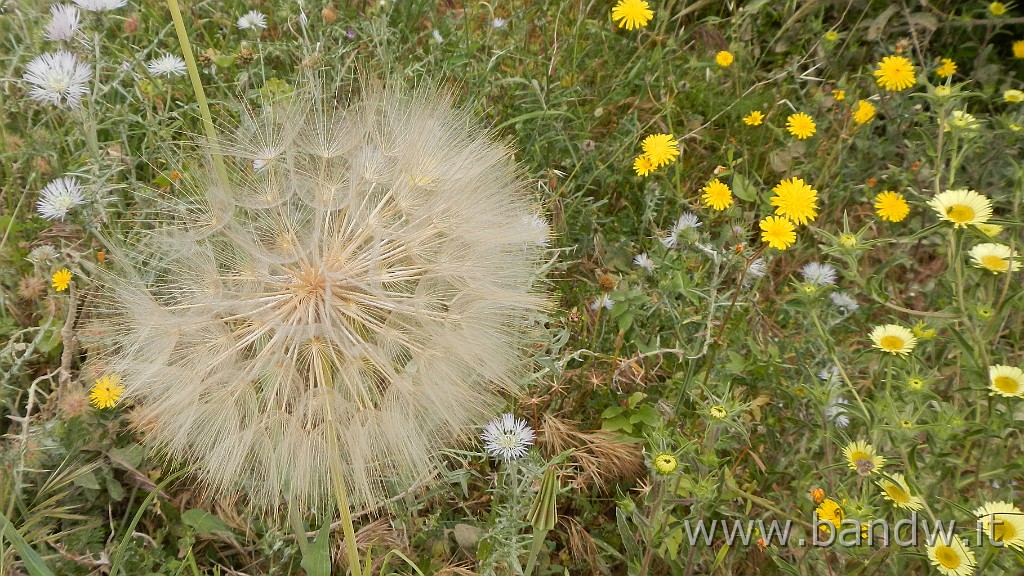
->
[328, 437, 363, 576]
[164, 0, 230, 190]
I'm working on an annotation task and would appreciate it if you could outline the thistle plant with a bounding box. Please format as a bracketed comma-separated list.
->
[82, 81, 549, 519]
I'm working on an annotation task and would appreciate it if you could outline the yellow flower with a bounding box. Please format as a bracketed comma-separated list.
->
[640, 133, 680, 168]
[1015, 39, 1024, 58]
[975, 223, 1003, 237]
[759, 216, 796, 250]
[839, 234, 857, 248]
[927, 189, 992, 228]
[842, 439, 886, 476]
[770, 177, 818, 225]
[927, 538, 976, 576]
[823, 31, 839, 42]
[715, 50, 734, 67]
[51, 268, 72, 291]
[90, 374, 126, 409]
[701, 178, 734, 210]
[946, 110, 979, 131]
[912, 321, 936, 339]
[815, 498, 844, 530]
[832, 89, 845, 101]
[874, 191, 909, 222]
[974, 501, 1024, 549]
[634, 154, 655, 177]
[936, 57, 957, 78]
[709, 405, 727, 419]
[990, 1, 1008, 15]
[870, 324, 917, 356]
[1005, 89, 1024, 103]
[969, 243, 1020, 274]
[852, 100, 876, 124]
[988, 365, 1024, 398]
[874, 55, 916, 92]
[876, 473, 923, 511]
[934, 85, 952, 97]
[785, 112, 816, 139]
[743, 110, 764, 126]
[653, 453, 678, 475]
[611, 0, 653, 30]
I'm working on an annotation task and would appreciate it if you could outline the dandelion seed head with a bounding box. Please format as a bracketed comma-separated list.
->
[82, 82, 549, 515]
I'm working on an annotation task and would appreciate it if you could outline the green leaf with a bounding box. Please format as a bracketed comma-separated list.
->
[72, 470, 100, 490]
[299, 518, 332, 576]
[731, 173, 757, 202]
[601, 415, 632, 433]
[629, 405, 660, 427]
[615, 507, 641, 561]
[181, 509, 232, 537]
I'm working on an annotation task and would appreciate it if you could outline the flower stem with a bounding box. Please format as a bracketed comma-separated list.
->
[165, 0, 230, 190]
[328, 435, 364, 576]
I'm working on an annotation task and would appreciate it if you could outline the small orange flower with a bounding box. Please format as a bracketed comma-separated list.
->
[811, 487, 826, 504]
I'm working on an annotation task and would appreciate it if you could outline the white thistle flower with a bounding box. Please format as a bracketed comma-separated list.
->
[492, 17, 507, 28]
[800, 262, 837, 286]
[432, 29, 443, 43]
[830, 291, 859, 313]
[44, 4, 81, 42]
[818, 365, 840, 384]
[236, 9, 267, 30]
[23, 50, 91, 108]
[590, 294, 614, 311]
[633, 252, 655, 273]
[26, 245, 59, 263]
[36, 176, 86, 220]
[673, 211, 702, 232]
[146, 53, 187, 78]
[82, 83, 549, 514]
[659, 232, 677, 249]
[481, 413, 534, 461]
[72, 0, 126, 11]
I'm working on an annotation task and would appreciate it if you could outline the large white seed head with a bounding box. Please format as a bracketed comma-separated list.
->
[83, 83, 549, 515]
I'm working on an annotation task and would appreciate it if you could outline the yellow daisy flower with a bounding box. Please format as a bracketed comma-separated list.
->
[743, 110, 764, 126]
[927, 189, 992, 228]
[51, 268, 72, 292]
[974, 501, 1024, 549]
[1005, 89, 1024, 103]
[759, 216, 796, 250]
[633, 154, 655, 177]
[934, 85, 952, 97]
[611, 0, 653, 30]
[874, 191, 910, 222]
[990, 1, 1008, 16]
[640, 133, 680, 168]
[969, 243, 1020, 274]
[876, 473, 923, 511]
[975, 223, 1003, 237]
[715, 50, 734, 67]
[852, 99, 876, 124]
[815, 498, 844, 530]
[874, 55, 916, 92]
[988, 365, 1024, 398]
[90, 374, 126, 409]
[927, 538, 976, 576]
[770, 177, 818, 225]
[832, 89, 845, 101]
[842, 439, 886, 476]
[823, 31, 839, 42]
[653, 453, 678, 475]
[785, 112, 816, 139]
[709, 405, 728, 419]
[701, 178, 734, 210]
[936, 57, 957, 78]
[869, 324, 917, 356]
[1015, 39, 1024, 59]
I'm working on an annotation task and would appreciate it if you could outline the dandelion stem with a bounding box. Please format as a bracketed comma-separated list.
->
[327, 434, 363, 576]
[164, 0, 230, 191]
